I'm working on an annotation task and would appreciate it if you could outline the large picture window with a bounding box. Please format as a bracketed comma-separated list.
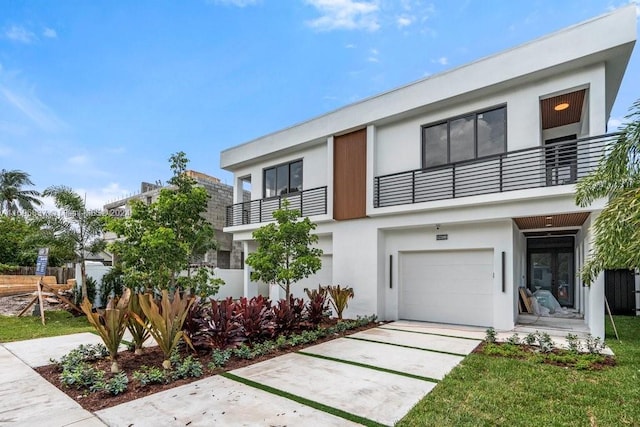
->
[422, 106, 506, 168]
[263, 160, 303, 198]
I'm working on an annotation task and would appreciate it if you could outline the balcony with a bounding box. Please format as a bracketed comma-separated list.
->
[226, 186, 327, 227]
[374, 133, 618, 208]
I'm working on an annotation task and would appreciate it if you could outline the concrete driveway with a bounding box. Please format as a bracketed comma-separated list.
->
[1, 321, 483, 426]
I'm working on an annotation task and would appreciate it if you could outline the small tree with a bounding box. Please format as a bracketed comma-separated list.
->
[246, 200, 323, 299]
[106, 152, 222, 296]
[42, 186, 105, 300]
[576, 98, 640, 284]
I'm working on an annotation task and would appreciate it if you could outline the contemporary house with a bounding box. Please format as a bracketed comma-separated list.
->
[221, 6, 637, 338]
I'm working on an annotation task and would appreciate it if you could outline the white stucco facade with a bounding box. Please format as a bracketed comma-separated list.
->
[220, 6, 636, 338]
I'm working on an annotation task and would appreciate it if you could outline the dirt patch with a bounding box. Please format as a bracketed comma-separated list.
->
[0, 294, 63, 316]
[35, 322, 380, 412]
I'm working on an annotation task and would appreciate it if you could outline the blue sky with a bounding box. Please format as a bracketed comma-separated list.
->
[1, 0, 639, 209]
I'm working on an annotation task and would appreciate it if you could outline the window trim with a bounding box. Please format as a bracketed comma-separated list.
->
[421, 104, 507, 169]
[262, 159, 304, 198]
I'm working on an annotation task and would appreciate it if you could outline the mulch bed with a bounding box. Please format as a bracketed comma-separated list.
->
[35, 321, 381, 412]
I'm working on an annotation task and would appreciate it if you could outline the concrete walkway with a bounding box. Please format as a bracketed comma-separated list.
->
[1, 322, 482, 426]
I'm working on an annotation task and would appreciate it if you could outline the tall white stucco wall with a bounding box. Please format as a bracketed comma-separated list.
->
[512, 222, 527, 320]
[582, 213, 605, 338]
[330, 221, 380, 319]
[211, 269, 244, 300]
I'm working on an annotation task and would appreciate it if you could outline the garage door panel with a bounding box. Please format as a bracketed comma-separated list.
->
[399, 250, 494, 327]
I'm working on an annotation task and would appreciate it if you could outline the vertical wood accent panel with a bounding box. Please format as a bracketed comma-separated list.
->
[333, 129, 367, 220]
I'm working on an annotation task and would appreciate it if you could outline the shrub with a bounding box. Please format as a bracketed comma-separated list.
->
[326, 285, 354, 320]
[81, 289, 131, 373]
[60, 362, 104, 391]
[535, 331, 555, 353]
[127, 292, 151, 355]
[55, 344, 108, 368]
[133, 290, 194, 369]
[99, 372, 129, 396]
[236, 296, 275, 343]
[506, 333, 520, 345]
[584, 334, 606, 354]
[73, 276, 97, 306]
[132, 365, 169, 386]
[170, 352, 203, 380]
[524, 332, 537, 346]
[485, 327, 497, 343]
[305, 292, 329, 325]
[565, 333, 582, 353]
[273, 296, 305, 333]
[209, 349, 232, 368]
[99, 267, 124, 307]
[232, 344, 254, 360]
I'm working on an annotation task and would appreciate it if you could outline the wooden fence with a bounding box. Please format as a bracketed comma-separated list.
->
[0, 266, 75, 285]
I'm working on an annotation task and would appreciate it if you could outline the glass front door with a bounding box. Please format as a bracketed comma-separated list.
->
[527, 237, 575, 307]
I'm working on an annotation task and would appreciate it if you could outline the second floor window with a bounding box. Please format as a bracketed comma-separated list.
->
[422, 105, 506, 168]
[263, 160, 303, 198]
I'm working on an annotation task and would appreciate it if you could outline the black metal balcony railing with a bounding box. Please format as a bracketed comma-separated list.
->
[374, 133, 619, 208]
[226, 186, 327, 227]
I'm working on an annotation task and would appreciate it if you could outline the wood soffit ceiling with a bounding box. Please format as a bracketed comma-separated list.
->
[541, 89, 586, 130]
[513, 212, 590, 230]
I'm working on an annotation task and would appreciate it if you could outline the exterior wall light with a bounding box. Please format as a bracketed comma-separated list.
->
[554, 102, 570, 111]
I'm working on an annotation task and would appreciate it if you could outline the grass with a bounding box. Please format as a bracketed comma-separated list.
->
[397, 316, 640, 427]
[0, 310, 94, 342]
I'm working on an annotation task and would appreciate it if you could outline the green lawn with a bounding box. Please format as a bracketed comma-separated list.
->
[398, 316, 640, 427]
[0, 310, 94, 342]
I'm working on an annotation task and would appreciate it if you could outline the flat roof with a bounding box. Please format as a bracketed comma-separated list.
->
[220, 5, 636, 170]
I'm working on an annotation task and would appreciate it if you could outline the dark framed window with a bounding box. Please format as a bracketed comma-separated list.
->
[422, 105, 506, 168]
[263, 160, 303, 198]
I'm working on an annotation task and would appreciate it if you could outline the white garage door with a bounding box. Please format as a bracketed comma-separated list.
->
[399, 249, 494, 327]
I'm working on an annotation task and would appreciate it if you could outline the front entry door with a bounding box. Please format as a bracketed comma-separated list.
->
[528, 237, 575, 307]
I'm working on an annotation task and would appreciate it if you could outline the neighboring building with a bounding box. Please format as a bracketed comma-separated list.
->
[104, 170, 246, 269]
[220, 6, 637, 338]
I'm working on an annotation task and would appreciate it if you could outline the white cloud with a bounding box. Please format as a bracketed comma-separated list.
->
[208, 0, 260, 6]
[431, 56, 448, 65]
[607, 116, 628, 131]
[0, 86, 67, 133]
[396, 15, 414, 27]
[367, 47, 380, 62]
[305, 0, 380, 32]
[345, 43, 356, 48]
[68, 154, 89, 166]
[42, 27, 57, 38]
[5, 25, 36, 43]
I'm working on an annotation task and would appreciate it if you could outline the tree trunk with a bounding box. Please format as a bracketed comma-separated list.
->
[80, 260, 88, 301]
[110, 360, 120, 373]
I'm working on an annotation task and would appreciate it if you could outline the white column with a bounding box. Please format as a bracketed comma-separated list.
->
[242, 241, 251, 298]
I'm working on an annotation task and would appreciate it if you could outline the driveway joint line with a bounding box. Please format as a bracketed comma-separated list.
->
[221, 372, 387, 427]
[345, 336, 471, 357]
[297, 350, 439, 383]
[380, 326, 483, 341]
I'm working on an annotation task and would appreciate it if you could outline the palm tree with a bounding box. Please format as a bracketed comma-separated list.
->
[0, 169, 42, 215]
